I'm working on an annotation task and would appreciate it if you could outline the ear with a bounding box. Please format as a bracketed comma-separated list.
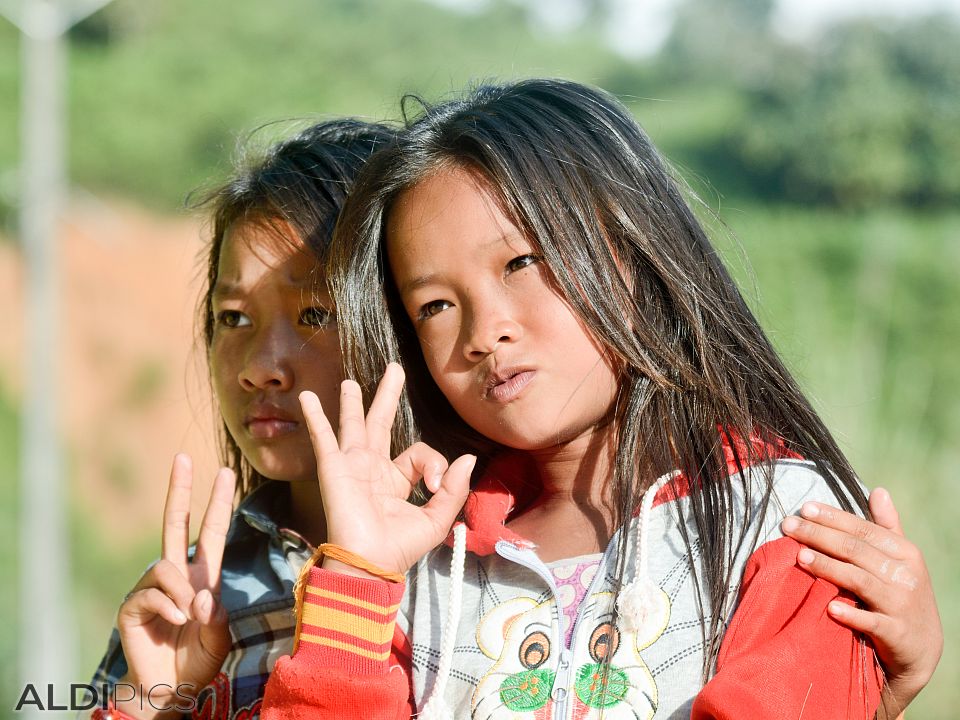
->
[476, 596, 540, 660]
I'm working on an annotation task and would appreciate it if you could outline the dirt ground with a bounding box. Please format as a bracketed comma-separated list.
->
[1, 198, 221, 541]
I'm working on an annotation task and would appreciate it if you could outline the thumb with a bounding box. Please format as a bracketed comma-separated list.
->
[869, 487, 903, 535]
[422, 454, 476, 538]
[194, 589, 232, 659]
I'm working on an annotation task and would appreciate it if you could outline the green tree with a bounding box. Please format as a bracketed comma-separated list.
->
[735, 15, 960, 206]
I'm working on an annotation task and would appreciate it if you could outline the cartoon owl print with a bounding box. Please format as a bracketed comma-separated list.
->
[472, 589, 671, 720]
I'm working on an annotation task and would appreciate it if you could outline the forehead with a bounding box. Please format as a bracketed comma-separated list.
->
[215, 220, 324, 290]
[385, 167, 526, 275]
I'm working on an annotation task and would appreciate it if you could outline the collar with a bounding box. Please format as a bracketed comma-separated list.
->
[228, 480, 292, 543]
[451, 432, 801, 557]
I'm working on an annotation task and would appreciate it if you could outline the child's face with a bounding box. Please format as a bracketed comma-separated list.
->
[210, 221, 343, 483]
[387, 167, 620, 451]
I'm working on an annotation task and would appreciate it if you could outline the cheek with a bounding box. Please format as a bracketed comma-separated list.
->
[299, 334, 345, 416]
[416, 331, 467, 406]
[209, 342, 238, 407]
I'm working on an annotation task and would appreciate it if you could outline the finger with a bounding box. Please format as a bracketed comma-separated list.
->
[144, 558, 199, 619]
[795, 502, 904, 557]
[194, 590, 232, 660]
[192, 467, 236, 593]
[421, 454, 476, 537]
[337, 380, 368, 452]
[826, 598, 892, 643]
[393, 442, 449, 495]
[119, 587, 188, 628]
[783, 515, 897, 578]
[162, 454, 194, 575]
[869, 488, 904, 536]
[299, 391, 341, 459]
[365, 363, 406, 456]
[796, 547, 884, 608]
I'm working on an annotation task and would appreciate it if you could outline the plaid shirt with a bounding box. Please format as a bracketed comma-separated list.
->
[86, 481, 312, 719]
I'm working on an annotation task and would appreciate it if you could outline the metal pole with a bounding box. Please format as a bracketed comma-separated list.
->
[18, 1, 71, 715]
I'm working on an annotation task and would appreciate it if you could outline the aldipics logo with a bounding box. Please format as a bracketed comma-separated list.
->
[13, 683, 198, 712]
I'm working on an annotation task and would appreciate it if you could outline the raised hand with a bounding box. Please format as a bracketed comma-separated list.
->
[781, 488, 942, 720]
[299, 362, 475, 577]
[115, 454, 236, 719]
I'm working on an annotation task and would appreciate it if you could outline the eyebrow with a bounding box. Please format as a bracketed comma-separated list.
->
[211, 280, 327, 299]
[396, 230, 532, 297]
[396, 273, 441, 297]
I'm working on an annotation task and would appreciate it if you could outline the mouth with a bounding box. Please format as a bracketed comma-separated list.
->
[243, 405, 299, 439]
[484, 367, 536, 403]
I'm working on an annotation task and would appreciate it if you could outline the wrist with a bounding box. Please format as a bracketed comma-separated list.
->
[313, 543, 405, 582]
[320, 557, 381, 581]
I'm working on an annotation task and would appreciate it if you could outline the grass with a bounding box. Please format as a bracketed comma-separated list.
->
[717, 204, 960, 716]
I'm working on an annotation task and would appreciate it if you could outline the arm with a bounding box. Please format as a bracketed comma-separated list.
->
[262, 367, 473, 719]
[691, 536, 883, 720]
[780, 488, 943, 720]
[261, 568, 413, 720]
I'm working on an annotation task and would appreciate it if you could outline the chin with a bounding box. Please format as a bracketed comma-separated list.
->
[246, 456, 313, 484]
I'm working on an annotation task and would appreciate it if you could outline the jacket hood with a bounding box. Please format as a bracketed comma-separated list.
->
[450, 432, 801, 557]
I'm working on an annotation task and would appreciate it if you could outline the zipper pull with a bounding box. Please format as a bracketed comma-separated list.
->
[551, 648, 573, 702]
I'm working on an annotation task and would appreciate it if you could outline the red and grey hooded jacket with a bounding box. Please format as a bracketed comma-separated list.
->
[262, 444, 882, 720]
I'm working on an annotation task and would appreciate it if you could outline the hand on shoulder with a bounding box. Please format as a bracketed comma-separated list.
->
[780, 488, 942, 720]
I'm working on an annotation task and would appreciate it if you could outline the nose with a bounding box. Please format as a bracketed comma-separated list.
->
[238, 325, 295, 391]
[462, 302, 521, 362]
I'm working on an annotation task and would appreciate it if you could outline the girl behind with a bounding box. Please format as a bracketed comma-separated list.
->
[86, 118, 394, 719]
[263, 80, 936, 719]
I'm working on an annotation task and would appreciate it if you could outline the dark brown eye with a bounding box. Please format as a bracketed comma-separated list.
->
[506, 254, 541, 273]
[217, 310, 250, 328]
[416, 299, 451, 321]
[519, 631, 551, 669]
[299, 307, 334, 327]
[588, 622, 620, 663]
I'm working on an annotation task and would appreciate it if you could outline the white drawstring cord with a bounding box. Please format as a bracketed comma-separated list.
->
[418, 522, 467, 720]
[617, 470, 680, 633]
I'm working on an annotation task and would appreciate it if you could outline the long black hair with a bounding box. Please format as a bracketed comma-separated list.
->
[193, 118, 396, 500]
[329, 79, 869, 675]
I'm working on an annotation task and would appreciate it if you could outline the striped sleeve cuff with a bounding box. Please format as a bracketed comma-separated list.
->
[294, 566, 406, 674]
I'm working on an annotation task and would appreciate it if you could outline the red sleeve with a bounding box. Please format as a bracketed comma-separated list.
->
[260, 568, 414, 720]
[692, 537, 883, 720]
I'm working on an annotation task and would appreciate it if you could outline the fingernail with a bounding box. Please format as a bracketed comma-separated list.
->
[797, 548, 815, 565]
[828, 600, 846, 616]
[800, 502, 819, 518]
[173, 609, 187, 623]
[781, 516, 800, 533]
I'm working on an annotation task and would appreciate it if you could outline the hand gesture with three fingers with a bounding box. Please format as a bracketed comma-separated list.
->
[116, 454, 236, 719]
[299, 363, 476, 578]
[781, 488, 943, 720]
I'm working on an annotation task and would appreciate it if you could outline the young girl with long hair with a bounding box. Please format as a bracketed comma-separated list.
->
[86, 118, 397, 719]
[261, 79, 942, 719]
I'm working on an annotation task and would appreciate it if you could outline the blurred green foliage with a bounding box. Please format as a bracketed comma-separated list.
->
[653, 0, 960, 206]
[0, 0, 957, 716]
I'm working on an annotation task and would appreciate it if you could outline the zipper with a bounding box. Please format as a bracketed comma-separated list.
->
[495, 533, 623, 719]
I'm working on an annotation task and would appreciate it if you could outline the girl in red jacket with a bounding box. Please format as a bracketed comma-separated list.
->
[262, 80, 941, 720]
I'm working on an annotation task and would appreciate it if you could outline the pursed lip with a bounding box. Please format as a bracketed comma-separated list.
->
[243, 403, 299, 439]
[483, 366, 536, 403]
